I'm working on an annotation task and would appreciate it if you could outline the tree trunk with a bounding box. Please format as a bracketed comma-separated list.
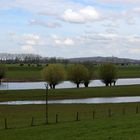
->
[49, 84, 53, 89]
[76, 83, 79, 88]
[105, 83, 109, 86]
[84, 82, 89, 87]
[52, 84, 56, 89]
[113, 81, 116, 86]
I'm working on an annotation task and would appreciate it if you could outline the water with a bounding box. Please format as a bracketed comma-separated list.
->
[0, 78, 140, 90]
[0, 96, 140, 105]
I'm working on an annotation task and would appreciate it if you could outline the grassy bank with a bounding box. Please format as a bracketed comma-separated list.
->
[4, 64, 140, 81]
[0, 85, 140, 102]
[0, 103, 140, 139]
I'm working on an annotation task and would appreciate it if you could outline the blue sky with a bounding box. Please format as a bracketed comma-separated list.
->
[0, 0, 140, 59]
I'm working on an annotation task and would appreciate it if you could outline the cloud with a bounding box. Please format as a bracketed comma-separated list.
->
[8, 32, 17, 41]
[62, 6, 100, 23]
[64, 32, 140, 58]
[7, 31, 140, 59]
[98, 0, 140, 5]
[21, 45, 35, 53]
[17, 33, 45, 54]
[1, 0, 140, 59]
[28, 19, 61, 28]
[22, 34, 40, 45]
[64, 38, 74, 45]
[129, 48, 140, 54]
[19, 34, 40, 53]
[52, 35, 75, 46]
[132, 7, 140, 14]
[0, 0, 82, 15]
[128, 35, 140, 43]
[0, 1, 101, 24]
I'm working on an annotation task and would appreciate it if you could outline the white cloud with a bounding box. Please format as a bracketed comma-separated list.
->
[53, 36, 75, 46]
[98, 0, 140, 5]
[29, 19, 61, 28]
[64, 38, 74, 45]
[7, 31, 140, 58]
[80, 6, 99, 19]
[129, 48, 140, 54]
[62, 6, 100, 23]
[132, 7, 140, 14]
[21, 45, 35, 53]
[128, 35, 140, 43]
[1, 0, 140, 59]
[8, 32, 17, 41]
[18, 33, 46, 54]
[0, 0, 82, 16]
[22, 34, 40, 45]
[62, 9, 84, 23]
[0, 1, 101, 24]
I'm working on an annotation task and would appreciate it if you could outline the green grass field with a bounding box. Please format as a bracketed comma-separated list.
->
[1, 64, 140, 140]
[6, 64, 42, 81]
[0, 103, 140, 139]
[0, 85, 140, 139]
[0, 85, 140, 102]
[117, 65, 140, 78]
[4, 64, 140, 81]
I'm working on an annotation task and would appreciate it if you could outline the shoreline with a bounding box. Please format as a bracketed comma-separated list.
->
[2, 77, 140, 83]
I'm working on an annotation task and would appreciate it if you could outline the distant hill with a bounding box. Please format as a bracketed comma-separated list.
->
[68, 56, 140, 64]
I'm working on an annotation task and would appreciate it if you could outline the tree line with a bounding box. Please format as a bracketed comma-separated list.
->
[42, 63, 118, 89]
[0, 53, 69, 64]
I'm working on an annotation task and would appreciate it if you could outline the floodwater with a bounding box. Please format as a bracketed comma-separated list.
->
[0, 96, 140, 105]
[0, 78, 140, 90]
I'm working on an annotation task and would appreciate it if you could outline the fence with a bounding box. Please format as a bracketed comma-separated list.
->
[0, 104, 139, 130]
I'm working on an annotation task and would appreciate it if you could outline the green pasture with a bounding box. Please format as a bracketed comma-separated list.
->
[0, 85, 140, 102]
[5, 64, 42, 81]
[0, 64, 139, 139]
[117, 65, 140, 78]
[0, 103, 140, 139]
[4, 64, 140, 81]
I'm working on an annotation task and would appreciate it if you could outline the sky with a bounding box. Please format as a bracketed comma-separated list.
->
[0, 0, 140, 59]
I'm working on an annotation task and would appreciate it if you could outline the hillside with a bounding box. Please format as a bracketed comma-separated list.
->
[68, 56, 140, 64]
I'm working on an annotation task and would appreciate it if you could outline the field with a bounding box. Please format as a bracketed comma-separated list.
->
[5, 64, 43, 81]
[1, 64, 140, 139]
[0, 103, 140, 139]
[0, 85, 140, 101]
[4, 64, 140, 81]
[117, 65, 140, 78]
[0, 85, 140, 139]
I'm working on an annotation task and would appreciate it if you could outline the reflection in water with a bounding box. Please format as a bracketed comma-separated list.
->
[0, 83, 8, 90]
[0, 96, 140, 105]
[0, 78, 140, 90]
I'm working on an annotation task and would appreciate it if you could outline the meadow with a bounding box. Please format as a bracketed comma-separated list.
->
[0, 64, 140, 139]
[0, 103, 140, 139]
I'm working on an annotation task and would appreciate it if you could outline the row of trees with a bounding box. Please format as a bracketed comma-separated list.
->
[0, 63, 117, 87]
[0, 53, 69, 64]
[42, 63, 117, 89]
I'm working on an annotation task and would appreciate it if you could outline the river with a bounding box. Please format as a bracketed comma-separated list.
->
[0, 96, 140, 105]
[0, 78, 140, 90]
